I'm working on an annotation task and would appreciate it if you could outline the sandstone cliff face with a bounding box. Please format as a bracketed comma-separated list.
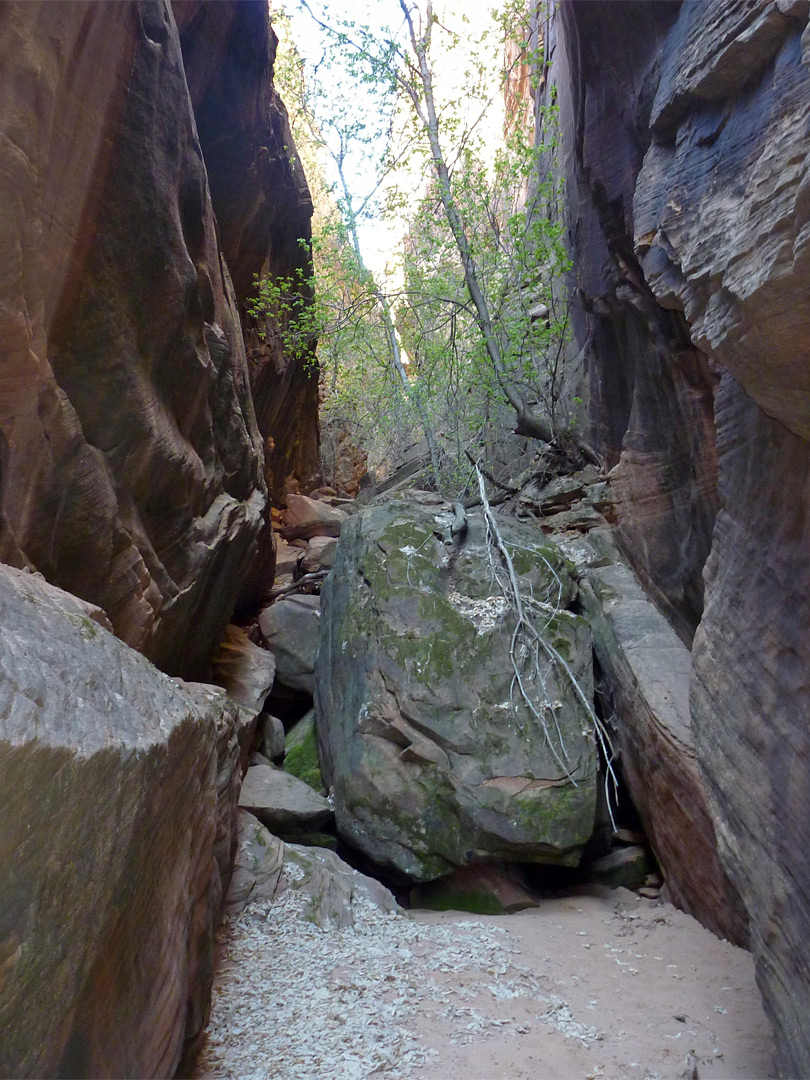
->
[0, 0, 316, 678]
[174, 0, 321, 502]
[557, 2, 810, 1073]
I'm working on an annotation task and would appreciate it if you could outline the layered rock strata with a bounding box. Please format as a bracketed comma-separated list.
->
[0, 0, 317, 677]
[556, 2, 810, 1072]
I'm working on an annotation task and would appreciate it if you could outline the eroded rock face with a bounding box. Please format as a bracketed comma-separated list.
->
[691, 376, 810, 1078]
[174, 0, 321, 502]
[0, 564, 244, 1078]
[635, 1, 810, 440]
[0, 0, 321, 673]
[316, 501, 597, 882]
[554, 0, 718, 645]
[0, 0, 272, 679]
[556, 2, 810, 1071]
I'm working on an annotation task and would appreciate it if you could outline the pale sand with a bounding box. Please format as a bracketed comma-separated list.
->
[408, 889, 774, 1080]
[196, 881, 773, 1080]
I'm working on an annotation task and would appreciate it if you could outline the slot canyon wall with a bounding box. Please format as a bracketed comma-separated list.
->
[0, 1, 317, 1074]
[551, 1, 810, 1074]
[0, 0, 318, 682]
[1, 0, 809, 1076]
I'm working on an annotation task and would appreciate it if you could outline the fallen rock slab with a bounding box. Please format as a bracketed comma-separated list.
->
[238, 763, 333, 835]
[0, 564, 244, 1078]
[225, 810, 286, 917]
[281, 494, 348, 541]
[226, 810, 395, 929]
[577, 551, 747, 945]
[258, 594, 320, 693]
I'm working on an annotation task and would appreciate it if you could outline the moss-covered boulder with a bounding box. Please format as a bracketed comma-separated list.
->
[284, 708, 325, 793]
[315, 500, 598, 882]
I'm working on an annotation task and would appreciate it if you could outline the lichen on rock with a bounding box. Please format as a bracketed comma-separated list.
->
[315, 500, 598, 882]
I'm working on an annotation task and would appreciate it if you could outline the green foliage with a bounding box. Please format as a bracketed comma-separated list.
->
[256, 1, 575, 495]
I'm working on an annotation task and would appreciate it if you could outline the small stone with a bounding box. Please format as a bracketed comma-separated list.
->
[300, 535, 338, 575]
[260, 714, 286, 763]
[588, 846, 652, 890]
[239, 764, 333, 835]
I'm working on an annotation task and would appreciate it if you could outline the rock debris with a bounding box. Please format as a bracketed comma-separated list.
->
[195, 864, 597, 1080]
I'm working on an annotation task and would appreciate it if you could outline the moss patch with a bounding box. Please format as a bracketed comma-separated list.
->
[284, 713, 324, 793]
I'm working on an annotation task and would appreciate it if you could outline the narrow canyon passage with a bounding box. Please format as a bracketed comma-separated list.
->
[195, 883, 772, 1080]
[1, 1, 809, 1077]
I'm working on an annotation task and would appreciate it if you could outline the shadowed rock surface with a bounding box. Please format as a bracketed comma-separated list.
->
[0, 0, 268, 678]
[316, 501, 597, 882]
[691, 375, 810, 1078]
[174, 0, 321, 504]
[0, 564, 245, 1078]
[0, 0, 318, 677]
[556, 1, 810, 1071]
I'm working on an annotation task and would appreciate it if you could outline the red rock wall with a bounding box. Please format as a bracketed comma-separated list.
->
[174, 0, 321, 502]
[556, 2, 810, 1073]
[0, 0, 317, 677]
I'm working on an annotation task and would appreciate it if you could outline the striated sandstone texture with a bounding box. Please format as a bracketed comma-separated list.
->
[557, 1, 810, 1072]
[578, 549, 747, 945]
[0, 0, 317, 676]
[552, 0, 719, 645]
[691, 375, 810, 1078]
[0, 564, 246, 1078]
[174, 0, 321, 503]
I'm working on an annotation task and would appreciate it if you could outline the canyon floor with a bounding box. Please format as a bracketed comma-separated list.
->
[194, 881, 773, 1080]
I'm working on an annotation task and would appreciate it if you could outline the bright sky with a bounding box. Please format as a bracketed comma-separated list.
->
[274, 0, 508, 278]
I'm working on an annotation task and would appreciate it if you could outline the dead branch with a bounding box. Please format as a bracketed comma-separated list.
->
[473, 461, 618, 824]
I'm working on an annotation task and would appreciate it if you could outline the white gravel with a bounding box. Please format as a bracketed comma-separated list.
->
[194, 863, 594, 1080]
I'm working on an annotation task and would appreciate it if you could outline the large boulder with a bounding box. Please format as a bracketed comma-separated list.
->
[0, 565, 245, 1078]
[315, 500, 598, 881]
